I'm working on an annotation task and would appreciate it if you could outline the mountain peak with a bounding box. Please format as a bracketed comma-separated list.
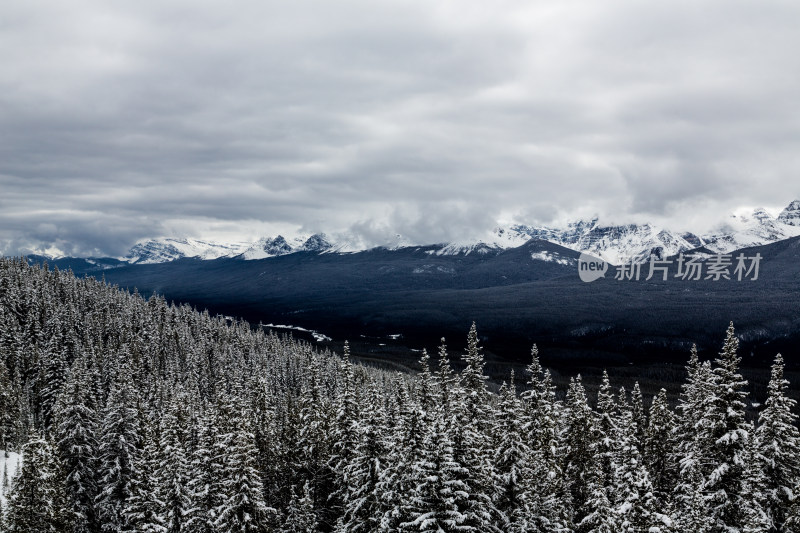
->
[751, 207, 773, 222]
[300, 233, 333, 252]
[240, 235, 295, 260]
[778, 199, 800, 226]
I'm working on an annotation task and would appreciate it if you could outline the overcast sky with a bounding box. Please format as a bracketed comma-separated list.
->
[2, 0, 800, 256]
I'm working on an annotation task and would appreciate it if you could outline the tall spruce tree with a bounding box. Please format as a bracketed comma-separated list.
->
[520, 344, 567, 531]
[755, 353, 800, 532]
[336, 384, 389, 533]
[96, 359, 140, 532]
[160, 396, 192, 533]
[124, 417, 165, 533]
[282, 481, 318, 533]
[5, 435, 66, 533]
[452, 323, 500, 532]
[399, 414, 474, 532]
[54, 355, 100, 533]
[629, 382, 646, 451]
[674, 345, 714, 526]
[613, 400, 661, 533]
[215, 395, 277, 533]
[185, 411, 222, 533]
[295, 354, 334, 527]
[492, 374, 533, 532]
[701, 323, 751, 532]
[644, 389, 677, 506]
[594, 371, 617, 488]
[563, 375, 596, 528]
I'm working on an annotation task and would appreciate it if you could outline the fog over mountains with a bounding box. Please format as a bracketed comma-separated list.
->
[47, 200, 800, 266]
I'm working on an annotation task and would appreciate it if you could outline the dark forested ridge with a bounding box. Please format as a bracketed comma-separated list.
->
[1, 257, 800, 532]
[45, 236, 800, 366]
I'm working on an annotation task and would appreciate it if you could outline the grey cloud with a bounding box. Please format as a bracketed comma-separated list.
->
[2, 0, 800, 256]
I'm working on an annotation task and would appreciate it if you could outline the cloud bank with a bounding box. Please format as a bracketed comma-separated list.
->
[2, 0, 799, 256]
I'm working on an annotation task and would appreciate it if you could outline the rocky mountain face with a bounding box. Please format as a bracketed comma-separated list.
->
[300, 233, 334, 252]
[488, 200, 800, 264]
[494, 221, 699, 264]
[126, 238, 248, 264]
[240, 236, 296, 260]
[778, 200, 800, 226]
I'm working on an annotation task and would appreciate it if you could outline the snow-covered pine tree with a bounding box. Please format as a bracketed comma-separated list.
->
[578, 475, 620, 533]
[700, 322, 751, 531]
[435, 338, 458, 415]
[740, 422, 771, 533]
[5, 435, 65, 533]
[417, 348, 435, 415]
[215, 394, 277, 533]
[460, 323, 488, 405]
[282, 481, 318, 533]
[644, 389, 677, 506]
[294, 353, 334, 527]
[39, 313, 69, 432]
[671, 474, 711, 533]
[674, 345, 714, 526]
[0, 355, 15, 450]
[594, 371, 617, 488]
[520, 344, 567, 531]
[96, 357, 141, 532]
[613, 395, 661, 533]
[336, 383, 390, 533]
[160, 394, 192, 533]
[124, 412, 166, 533]
[451, 323, 500, 532]
[54, 355, 99, 533]
[378, 355, 432, 531]
[676, 344, 711, 443]
[255, 376, 294, 512]
[185, 411, 222, 533]
[630, 382, 646, 451]
[329, 341, 360, 520]
[562, 375, 596, 528]
[754, 353, 800, 531]
[491, 373, 534, 533]
[399, 413, 474, 532]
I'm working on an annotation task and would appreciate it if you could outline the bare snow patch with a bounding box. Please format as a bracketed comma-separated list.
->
[530, 251, 573, 265]
[1, 449, 21, 508]
[260, 323, 332, 342]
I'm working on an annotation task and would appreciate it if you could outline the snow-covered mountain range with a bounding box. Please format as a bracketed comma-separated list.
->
[126, 233, 365, 264]
[110, 199, 800, 265]
[486, 200, 800, 264]
[126, 238, 250, 264]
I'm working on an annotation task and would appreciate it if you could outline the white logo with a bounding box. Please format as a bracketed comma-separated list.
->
[578, 253, 608, 283]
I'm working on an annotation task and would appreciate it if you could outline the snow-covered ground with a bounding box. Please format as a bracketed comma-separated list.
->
[0, 449, 21, 509]
[530, 250, 574, 265]
[260, 323, 332, 342]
